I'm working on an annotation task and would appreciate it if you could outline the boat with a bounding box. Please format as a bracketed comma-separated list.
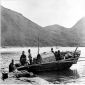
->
[16, 47, 81, 72]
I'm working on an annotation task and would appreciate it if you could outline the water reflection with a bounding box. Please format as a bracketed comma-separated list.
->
[36, 69, 79, 84]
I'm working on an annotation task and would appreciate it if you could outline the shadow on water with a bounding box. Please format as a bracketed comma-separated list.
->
[36, 69, 80, 84]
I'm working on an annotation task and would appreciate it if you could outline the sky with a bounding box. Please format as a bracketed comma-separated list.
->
[1, 0, 85, 28]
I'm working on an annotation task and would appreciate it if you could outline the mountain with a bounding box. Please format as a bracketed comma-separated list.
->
[44, 18, 85, 46]
[1, 6, 85, 47]
[44, 25, 78, 46]
[1, 6, 53, 46]
[70, 17, 85, 46]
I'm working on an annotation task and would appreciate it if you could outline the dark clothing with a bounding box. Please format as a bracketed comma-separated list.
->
[33, 58, 37, 64]
[37, 54, 42, 64]
[2, 72, 8, 80]
[20, 54, 26, 65]
[9, 63, 15, 72]
[54, 51, 61, 61]
[57, 53, 61, 60]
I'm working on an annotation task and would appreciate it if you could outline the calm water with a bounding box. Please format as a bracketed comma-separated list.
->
[0, 47, 85, 85]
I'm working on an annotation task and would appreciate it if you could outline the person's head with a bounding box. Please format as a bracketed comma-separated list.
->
[11, 59, 14, 64]
[51, 48, 53, 51]
[22, 51, 25, 55]
[58, 50, 60, 53]
[28, 49, 31, 53]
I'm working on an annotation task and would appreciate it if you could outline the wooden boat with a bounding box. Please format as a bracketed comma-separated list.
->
[16, 48, 81, 72]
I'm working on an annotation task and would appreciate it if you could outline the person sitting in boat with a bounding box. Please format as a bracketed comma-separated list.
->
[9, 59, 15, 72]
[28, 49, 32, 65]
[20, 51, 27, 65]
[36, 54, 42, 64]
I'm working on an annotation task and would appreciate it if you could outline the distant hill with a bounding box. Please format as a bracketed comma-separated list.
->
[70, 17, 85, 46]
[1, 6, 52, 46]
[1, 6, 85, 47]
[44, 25, 79, 46]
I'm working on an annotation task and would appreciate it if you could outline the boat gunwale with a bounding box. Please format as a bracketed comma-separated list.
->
[17, 57, 79, 69]
[30, 57, 78, 66]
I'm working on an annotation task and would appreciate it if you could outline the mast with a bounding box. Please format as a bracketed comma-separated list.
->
[38, 35, 39, 54]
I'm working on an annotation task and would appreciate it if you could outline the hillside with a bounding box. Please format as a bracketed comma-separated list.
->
[70, 17, 85, 46]
[1, 6, 52, 46]
[44, 17, 85, 46]
[1, 6, 85, 47]
[44, 25, 78, 46]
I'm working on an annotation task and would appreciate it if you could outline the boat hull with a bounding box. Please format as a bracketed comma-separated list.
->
[27, 61, 73, 72]
[17, 59, 76, 72]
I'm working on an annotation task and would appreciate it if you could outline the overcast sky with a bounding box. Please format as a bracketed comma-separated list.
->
[1, 0, 85, 27]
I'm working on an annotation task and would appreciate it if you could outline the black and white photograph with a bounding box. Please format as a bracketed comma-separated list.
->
[0, 0, 85, 85]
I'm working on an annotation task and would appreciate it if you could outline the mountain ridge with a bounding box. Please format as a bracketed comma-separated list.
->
[1, 6, 85, 47]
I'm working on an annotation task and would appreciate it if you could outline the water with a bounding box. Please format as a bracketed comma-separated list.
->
[0, 47, 85, 85]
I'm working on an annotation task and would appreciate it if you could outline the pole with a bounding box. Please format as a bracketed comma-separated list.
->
[73, 47, 78, 56]
[74, 47, 78, 53]
[38, 35, 39, 54]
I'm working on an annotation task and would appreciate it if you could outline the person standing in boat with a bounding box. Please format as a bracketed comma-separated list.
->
[55, 50, 61, 60]
[20, 51, 27, 65]
[28, 49, 32, 65]
[57, 50, 61, 60]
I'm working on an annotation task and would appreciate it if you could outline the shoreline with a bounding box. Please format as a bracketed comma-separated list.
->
[0, 76, 51, 85]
